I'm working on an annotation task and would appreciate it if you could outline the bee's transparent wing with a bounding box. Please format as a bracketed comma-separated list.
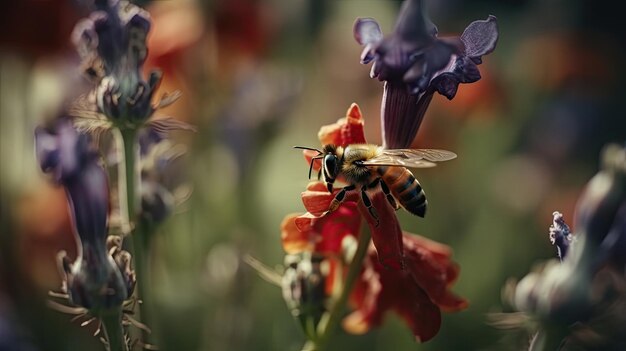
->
[361, 149, 457, 168]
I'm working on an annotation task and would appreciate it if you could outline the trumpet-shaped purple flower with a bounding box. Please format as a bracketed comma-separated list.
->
[35, 119, 133, 312]
[354, 0, 498, 148]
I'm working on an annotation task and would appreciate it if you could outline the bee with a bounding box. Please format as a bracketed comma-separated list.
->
[295, 144, 456, 223]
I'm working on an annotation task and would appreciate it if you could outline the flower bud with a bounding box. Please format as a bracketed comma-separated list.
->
[281, 253, 330, 331]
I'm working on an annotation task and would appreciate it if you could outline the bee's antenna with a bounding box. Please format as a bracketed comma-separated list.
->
[309, 155, 323, 179]
[294, 146, 322, 154]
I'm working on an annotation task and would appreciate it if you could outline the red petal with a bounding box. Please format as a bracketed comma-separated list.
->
[281, 213, 314, 254]
[403, 233, 468, 311]
[393, 279, 442, 343]
[301, 181, 360, 216]
[345, 252, 442, 342]
[294, 212, 316, 233]
[344, 251, 384, 334]
[358, 190, 404, 269]
[301, 183, 336, 216]
[314, 202, 361, 254]
[318, 103, 367, 147]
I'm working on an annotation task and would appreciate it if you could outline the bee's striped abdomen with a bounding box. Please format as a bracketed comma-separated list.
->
[377, 166, 427, 217]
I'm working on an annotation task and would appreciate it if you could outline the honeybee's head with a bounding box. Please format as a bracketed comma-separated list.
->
[322, 144, 341, 182]
[294, 144, 342, 193]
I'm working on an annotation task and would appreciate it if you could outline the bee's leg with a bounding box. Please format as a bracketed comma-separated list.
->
[379, 179, 399, 210]
[368, 178, 398, 210]
[328, 185, 356, 212]
[360, 185, 379, 227]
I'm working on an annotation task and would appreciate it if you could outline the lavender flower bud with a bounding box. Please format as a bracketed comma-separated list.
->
[575, 144, 626, 249]
[35, 119, 130, 311]
[139, 130, 188, 224]
[72, 1, 150, 78]
[73, 0, 160, 125]
[549, 211, 573, 261]
[282, 254, 329, 330]
[510, 144, 626, 324]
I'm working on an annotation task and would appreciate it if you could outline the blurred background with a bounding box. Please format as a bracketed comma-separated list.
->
[1, 0, 625, 350]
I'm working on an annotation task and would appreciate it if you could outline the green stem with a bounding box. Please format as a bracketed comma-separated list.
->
[305, 227, 372, 351]
[118, 128, 139, 233]
[133, 219, 153, 344]
[101, 309, 129, 351]
[117, 127, 152, 344]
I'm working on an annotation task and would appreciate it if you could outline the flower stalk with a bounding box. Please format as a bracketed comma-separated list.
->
[101, 309, 129, 351]
[115, 127, 139, 235]
[117, 126, 154, 344]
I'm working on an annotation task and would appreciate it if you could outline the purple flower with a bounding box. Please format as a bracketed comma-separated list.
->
[72, 0, 162, 124]
[574, 144, 626, 253]
[35, 119, 132, 311]
[549, 211, 573, 261]
[72, 0, 150, 80]
[509, 144, 626, 325]
[354, 0, 498, 148]
[139, 129, 189, 224]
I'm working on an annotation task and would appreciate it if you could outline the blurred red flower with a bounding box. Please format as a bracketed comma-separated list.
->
[282, 103, 467, 341]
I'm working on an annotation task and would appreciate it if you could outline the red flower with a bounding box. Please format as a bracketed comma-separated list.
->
[299, 103, 404, 268]
[282, 103, 467, 341]
[344, 195, 467, 342]
[281, 188, 467, 341]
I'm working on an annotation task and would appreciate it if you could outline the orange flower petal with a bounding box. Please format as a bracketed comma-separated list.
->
[318, 103, 367, 147]
[281, 213, 313, 254]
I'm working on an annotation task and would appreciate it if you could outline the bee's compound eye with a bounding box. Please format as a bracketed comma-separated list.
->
[324, 154, 338, 177]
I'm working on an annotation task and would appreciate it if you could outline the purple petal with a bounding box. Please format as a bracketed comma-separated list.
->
[430, 56, 481, 100]
[71, 18, 99, 59]
[354, 17, 383, 46]
[461, 15, 498, 58]
[430, 74, 459, 100]
[91, 11, 121, 70]
[549, 211, 572, 261]
[360, 45, 376, 64]
[394, 0, 437, 42]
[65, 163, 109, 244]
[458, 57, 481, 83]
[34, 127, 60, 175]
[123, 7, 151, 67]
[34, 120, 87, 181]
[35, 119, 108, 245]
